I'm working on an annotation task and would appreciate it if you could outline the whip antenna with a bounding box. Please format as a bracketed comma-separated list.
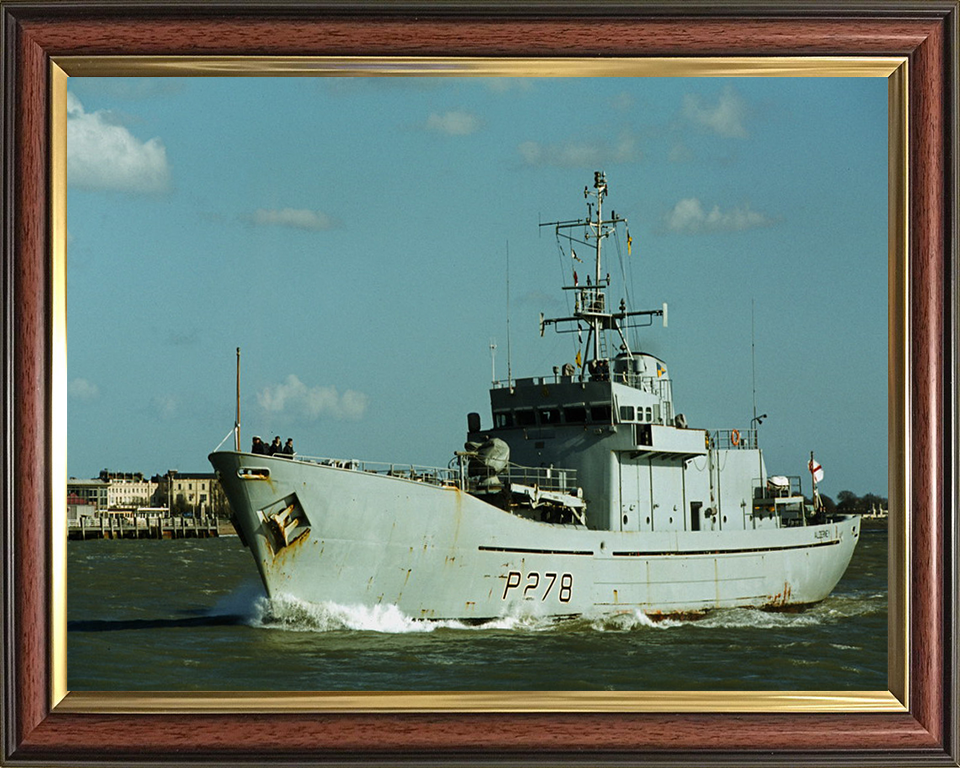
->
[506, 241, 513, 389]
[751, 300, 757, 425]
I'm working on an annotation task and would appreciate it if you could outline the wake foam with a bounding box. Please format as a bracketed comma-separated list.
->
[247, 593, 564, 633]
[252, 594, 444, 633]
[587, 610, 684, 631]
[211, 585, 885, 635]
[245, 595, 694, 634]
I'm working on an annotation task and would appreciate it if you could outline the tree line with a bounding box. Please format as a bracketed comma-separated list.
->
[820, 489, 888, 515]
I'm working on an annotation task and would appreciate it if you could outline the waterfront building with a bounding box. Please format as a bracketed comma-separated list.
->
[66, 478, 108, 511]
[68, 469, 229, 518]
[98, 470, 158, 510]
[66, 492, 97, 522]
[152, 471, 224, 516]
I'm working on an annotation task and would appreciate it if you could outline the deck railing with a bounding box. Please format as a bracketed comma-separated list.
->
[710, 428, 758, 450]
[753, 475, 803, 499]
[289, 454, 462, 486]
[284, 453, 579, 496]
[486, 465, 579, 495]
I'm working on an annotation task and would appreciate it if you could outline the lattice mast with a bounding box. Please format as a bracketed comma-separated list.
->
[539, 171, 665, 376]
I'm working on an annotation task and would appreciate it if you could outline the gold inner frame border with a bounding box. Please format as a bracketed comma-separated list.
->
[49, 55, 909, 715]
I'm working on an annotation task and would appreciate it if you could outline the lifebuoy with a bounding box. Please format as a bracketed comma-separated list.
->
[731, 429, 740, 447]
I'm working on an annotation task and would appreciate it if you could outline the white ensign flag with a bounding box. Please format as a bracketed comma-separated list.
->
[809, 459, 824, 483]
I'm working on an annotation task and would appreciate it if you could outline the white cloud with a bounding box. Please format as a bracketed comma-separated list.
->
[67, 92, 171, 194]
[682, 85, 748, 139]
[68, 378, 99, 401]
[151, 395, 178, 420]
[610, 92, 635, 111]
[484, 78, 534, 94]
[425, 110, 481, 136]
[664, 198, 774, 234]
[258, 374, 368, 421]
[248, 208, 339, 232]
[518, 131, 639, 168]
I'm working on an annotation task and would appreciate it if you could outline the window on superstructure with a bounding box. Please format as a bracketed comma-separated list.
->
[539, 408, 560, 425]
[493, 411, 514, 428]
[590, 404, 612, 422]
[516, 409, 536, 426]
[645, 406, 653, 422]
[563, 405, 587, 423]
[619, 405, 635, 422]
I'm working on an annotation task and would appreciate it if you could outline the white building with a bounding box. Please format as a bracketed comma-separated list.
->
[98, 470, 158, 511]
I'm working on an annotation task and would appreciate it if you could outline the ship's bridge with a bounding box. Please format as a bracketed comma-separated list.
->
[489, 375, 617, 430]
[488, 352, 675, 432]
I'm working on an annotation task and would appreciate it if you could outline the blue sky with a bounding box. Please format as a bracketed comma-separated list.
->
[66, 75, 888, 498]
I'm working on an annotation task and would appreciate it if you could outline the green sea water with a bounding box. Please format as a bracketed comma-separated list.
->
[67, 524, 887, 691]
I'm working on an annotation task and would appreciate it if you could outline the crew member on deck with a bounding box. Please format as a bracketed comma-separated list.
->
[269, 436, 282, 455]
[251, 436, 266, 455]
[282, 438, 295, 456]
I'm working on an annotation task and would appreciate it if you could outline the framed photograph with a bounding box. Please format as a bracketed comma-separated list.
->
[2, 3, 957, 765]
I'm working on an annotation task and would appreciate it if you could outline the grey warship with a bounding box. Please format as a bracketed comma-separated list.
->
[210, 172, 860, 622]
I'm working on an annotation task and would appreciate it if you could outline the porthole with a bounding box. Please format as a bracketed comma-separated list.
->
[623, 515, 628, 525]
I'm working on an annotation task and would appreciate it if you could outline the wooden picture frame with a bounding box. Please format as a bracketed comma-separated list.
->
[2, 2, 957, 764]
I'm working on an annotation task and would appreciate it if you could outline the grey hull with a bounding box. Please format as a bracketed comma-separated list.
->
[210, 450, 860, 621]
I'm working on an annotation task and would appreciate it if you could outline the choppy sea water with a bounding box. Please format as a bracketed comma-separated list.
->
[67, 524, 887, 691]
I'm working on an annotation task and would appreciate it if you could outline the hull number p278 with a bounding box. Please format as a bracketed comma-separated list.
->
[502, 570, 573, 602]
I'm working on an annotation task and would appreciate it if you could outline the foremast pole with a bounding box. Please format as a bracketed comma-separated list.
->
[590, 171, 606, 364]
[235, 347, 241, 451]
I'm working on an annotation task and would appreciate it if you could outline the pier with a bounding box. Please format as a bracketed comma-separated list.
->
[68, 514, 231, 540]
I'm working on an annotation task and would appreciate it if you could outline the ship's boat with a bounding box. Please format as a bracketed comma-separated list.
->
[210, 172, 859, 622]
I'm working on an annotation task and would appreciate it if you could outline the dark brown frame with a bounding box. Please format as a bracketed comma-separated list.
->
[2, 3, 957, 765]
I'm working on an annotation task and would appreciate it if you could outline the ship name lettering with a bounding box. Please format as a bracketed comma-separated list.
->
[503, 570, 573, 603]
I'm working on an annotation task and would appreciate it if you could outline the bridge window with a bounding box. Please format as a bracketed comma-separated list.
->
[590, 404, 612, 422]
[619, 405, 635, 422]
[563, 405, 587, 423]
[493, 411, 513, 428]
[516, 409, 536, 426]
[539, 408, 560, 425]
